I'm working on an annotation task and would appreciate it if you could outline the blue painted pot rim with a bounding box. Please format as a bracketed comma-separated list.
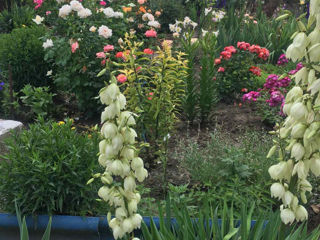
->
[0, 213, 263, 233]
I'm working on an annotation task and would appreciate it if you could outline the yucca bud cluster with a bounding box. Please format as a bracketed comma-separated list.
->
[268, 0, 320, 225]
[97, 77, 148, 239]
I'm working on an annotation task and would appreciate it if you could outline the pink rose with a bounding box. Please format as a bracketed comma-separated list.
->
[218, 67, 225, 72]
[96, 52, 106, 58]
[145, 29, 157, 38]
[117, 74, 127, 83]
[101, 59, 106, 66]
[103, 45, 114, 52]
[71, 42, 79, 53]
[137, 0, 145, 4]
[46, 11, 51, 15]
[143, 48, 153, 55]
[100, 1, 106, 6]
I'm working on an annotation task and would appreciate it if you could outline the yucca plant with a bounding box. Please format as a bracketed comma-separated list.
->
[140, 198, 320, 240]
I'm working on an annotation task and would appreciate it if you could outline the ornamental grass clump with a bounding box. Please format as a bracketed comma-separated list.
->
[267, 0, 320, 224]
[92, 75, 148, 240]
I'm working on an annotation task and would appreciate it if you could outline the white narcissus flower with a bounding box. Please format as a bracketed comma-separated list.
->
[295, 205, 308, 222]
[281, 208, 295, 224]
[98, 25, 113, 39]
[33, 15, 44, 24]
[59, 5, 72, 18]
[270, 182, 285, 200]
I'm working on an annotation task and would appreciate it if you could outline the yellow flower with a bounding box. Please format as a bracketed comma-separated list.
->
[88, 134, 92, 138]
[300, 0, 305, 4]
[58, 121, 65, 125]
[22, 24, 26, 27]
[71, 127, 76, 130]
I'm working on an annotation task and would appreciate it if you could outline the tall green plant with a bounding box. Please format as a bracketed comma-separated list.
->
[198, 32, 218, 123]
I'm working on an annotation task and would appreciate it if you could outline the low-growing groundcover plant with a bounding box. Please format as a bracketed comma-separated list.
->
[267, 0, 320, 225]
[0, 118, 101, 216]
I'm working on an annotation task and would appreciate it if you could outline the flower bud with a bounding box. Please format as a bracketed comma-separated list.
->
[124, 176, 136, 191]
[98, 154, 107, 167]
[131, 213, 142, 229]
[110, 160, 124, 176]
[310, 156, 320, 176]
[112, 134, 124, 152]
[118, 93, 126, 110]
[282, 191, 294, 207]
[115, 207, 127, 220]
[102, 123, 118, 139]
[119, 111, 136, 126]
[290, 102, 308, 121]
[106, 83, 120, 100]
[122, 218, 134, 233]
[280, 208, 295, 225]
[135, 167, 148, 182]
[268, 162, 287, 180]
[291, 123, 307, 139]
[121, 147, 135, 160]
[105, 144, 115, 158]
[292, 161, 308, 179]
[99, 140, 107, 154]
[100, 88, 112, 105]
[131, 157, 144, 170]
[291, 143, 305, 160]
[295, 205, 308, 222]
[270, 183, 285, 200]
[98, 186, 110, 201]
[128, 199, 138, 214]
[285, 87, 303, 103]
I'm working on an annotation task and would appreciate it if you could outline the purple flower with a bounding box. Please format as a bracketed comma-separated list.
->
[277, 54, 289, 66]
[0, 81, 4, 91]
[242, 91, 261, 102]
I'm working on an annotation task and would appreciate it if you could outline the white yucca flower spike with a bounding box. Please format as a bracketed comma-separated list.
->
[94, 76, 148, 239]
[268, 0, 320, 224]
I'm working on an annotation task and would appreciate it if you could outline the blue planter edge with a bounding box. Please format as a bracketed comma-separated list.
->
[0, 213, 263, 234]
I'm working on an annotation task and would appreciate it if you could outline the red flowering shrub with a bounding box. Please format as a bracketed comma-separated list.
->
[214, 41, 269, 100]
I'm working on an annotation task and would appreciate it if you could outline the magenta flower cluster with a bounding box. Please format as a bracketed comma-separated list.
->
[242, 91, 260, 102]
[288, 62, 303, 75]
[277, 54, 289, 66]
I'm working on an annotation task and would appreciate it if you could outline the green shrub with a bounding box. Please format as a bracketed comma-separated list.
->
[0, 26, 51, 92]
[20, 84, 56, 120]
[0, 119, 102, 216]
